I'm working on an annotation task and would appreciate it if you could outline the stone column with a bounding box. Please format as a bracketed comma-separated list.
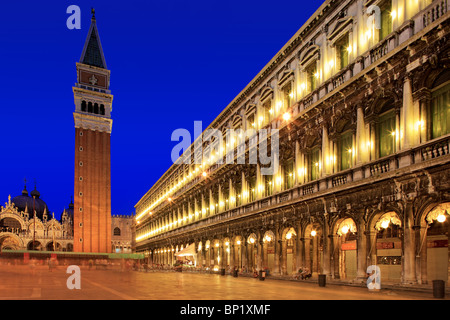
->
[304, 237, 311, 271]
[294, 140, 300, 185]
[403, 202, 417, 284]
[312, 234, 319, 276]
[401, 75, 415, 150]
[220, 242, 225, 269]
[322, 215, 331, 277]
[356, 106, 367, 165]
[209, 189, 214, 216]
[257, 240, 263, 271]
[356, 219, 368, 281]
[395, 110, 401, 153]
[247, 243, 254, 271]
[448, 218, 450, 284]
[198, 241, 204, 268]
[369, 122, 376, 161]
[281, 238, 287, 275]
[322, 126, 331, 176]
[230, 243, 235, 270]
[294, 222, 302, 272]
[206, 246, 211, 268]
[330, 235, 340, 279]
[242, 242, 248, 271]
[272, 227, 281, 275]
[414, 225, 428, 284]
[366, 230, 378, 268]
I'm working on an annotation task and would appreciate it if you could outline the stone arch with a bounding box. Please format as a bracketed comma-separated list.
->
[331, 216, 358, 280]
[302, 221, 323, 276]
[27, 240, 43, 251]
[0, 213, 26, 231]
[45, 241, 62, 251]
[280, 226, 297, 275]
[417, 201, 450, 284]
[261, 230, 276, 272]
[367, 210, 403, 282]
[0, 233, 24, 250]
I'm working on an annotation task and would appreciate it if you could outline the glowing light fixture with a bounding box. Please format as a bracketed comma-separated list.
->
[341, 225, 350, 234]
[437, 214, 446, 223]
[381, 220, 390, 229]
[283, 112, 291, 121]
[391, 10, 397, 19]
[310, 230, 317, 237]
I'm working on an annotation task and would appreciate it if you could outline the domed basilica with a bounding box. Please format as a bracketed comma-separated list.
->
[0, 184, 74, 251]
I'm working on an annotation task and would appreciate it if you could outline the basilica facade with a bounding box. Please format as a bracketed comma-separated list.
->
[0, 186, 73, 252]
[134, 0, 450, 285]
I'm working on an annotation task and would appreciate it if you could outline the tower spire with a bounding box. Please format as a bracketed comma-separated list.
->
[79, 9, 107, 69]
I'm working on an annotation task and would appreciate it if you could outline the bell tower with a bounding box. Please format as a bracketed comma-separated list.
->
[73, 10, 112, 253]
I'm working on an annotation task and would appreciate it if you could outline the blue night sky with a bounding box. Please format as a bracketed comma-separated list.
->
[0, 1, 321, 219]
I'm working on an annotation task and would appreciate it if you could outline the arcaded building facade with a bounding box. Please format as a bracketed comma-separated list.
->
[135, 0, 450, 285]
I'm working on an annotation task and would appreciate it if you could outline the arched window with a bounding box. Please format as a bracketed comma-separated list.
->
[308, 146, 321, 181]
[94, 103, 99, 114]
[376, 102, 397, 158]
[339, 130, 353, 171]
[430, 73, 450, 139]
[81, 100, 87, 112]
[88, 102, 93, 113]
[100, 104, 105, 115]
[113, 227, 121, 236]
[262, 99, 272, 127]
[283, 159, 294, 189]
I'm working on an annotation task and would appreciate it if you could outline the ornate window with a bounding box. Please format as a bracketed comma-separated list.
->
[114, 227, 121, 236]
[264, 174, 273, 197]
[335, 34, 350, 70]
[282, 82, 293, 111]
[339, 131, 353, 170]
[377, 109, 396, 158]
[248, 175, 256, 202]
[308, 147, 320, 181]
[431, 82, 450, 139]
[283, 159, 294, 190]
[307, 63, 319, 92]
[379, 0, 393, 40]
[262, 99, 272, 127]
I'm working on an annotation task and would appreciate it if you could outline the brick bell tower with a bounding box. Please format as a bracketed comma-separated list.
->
[73, 10, 112, 253]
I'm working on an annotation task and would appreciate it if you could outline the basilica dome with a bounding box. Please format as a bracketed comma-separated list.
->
[11, 185, 49, 219]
